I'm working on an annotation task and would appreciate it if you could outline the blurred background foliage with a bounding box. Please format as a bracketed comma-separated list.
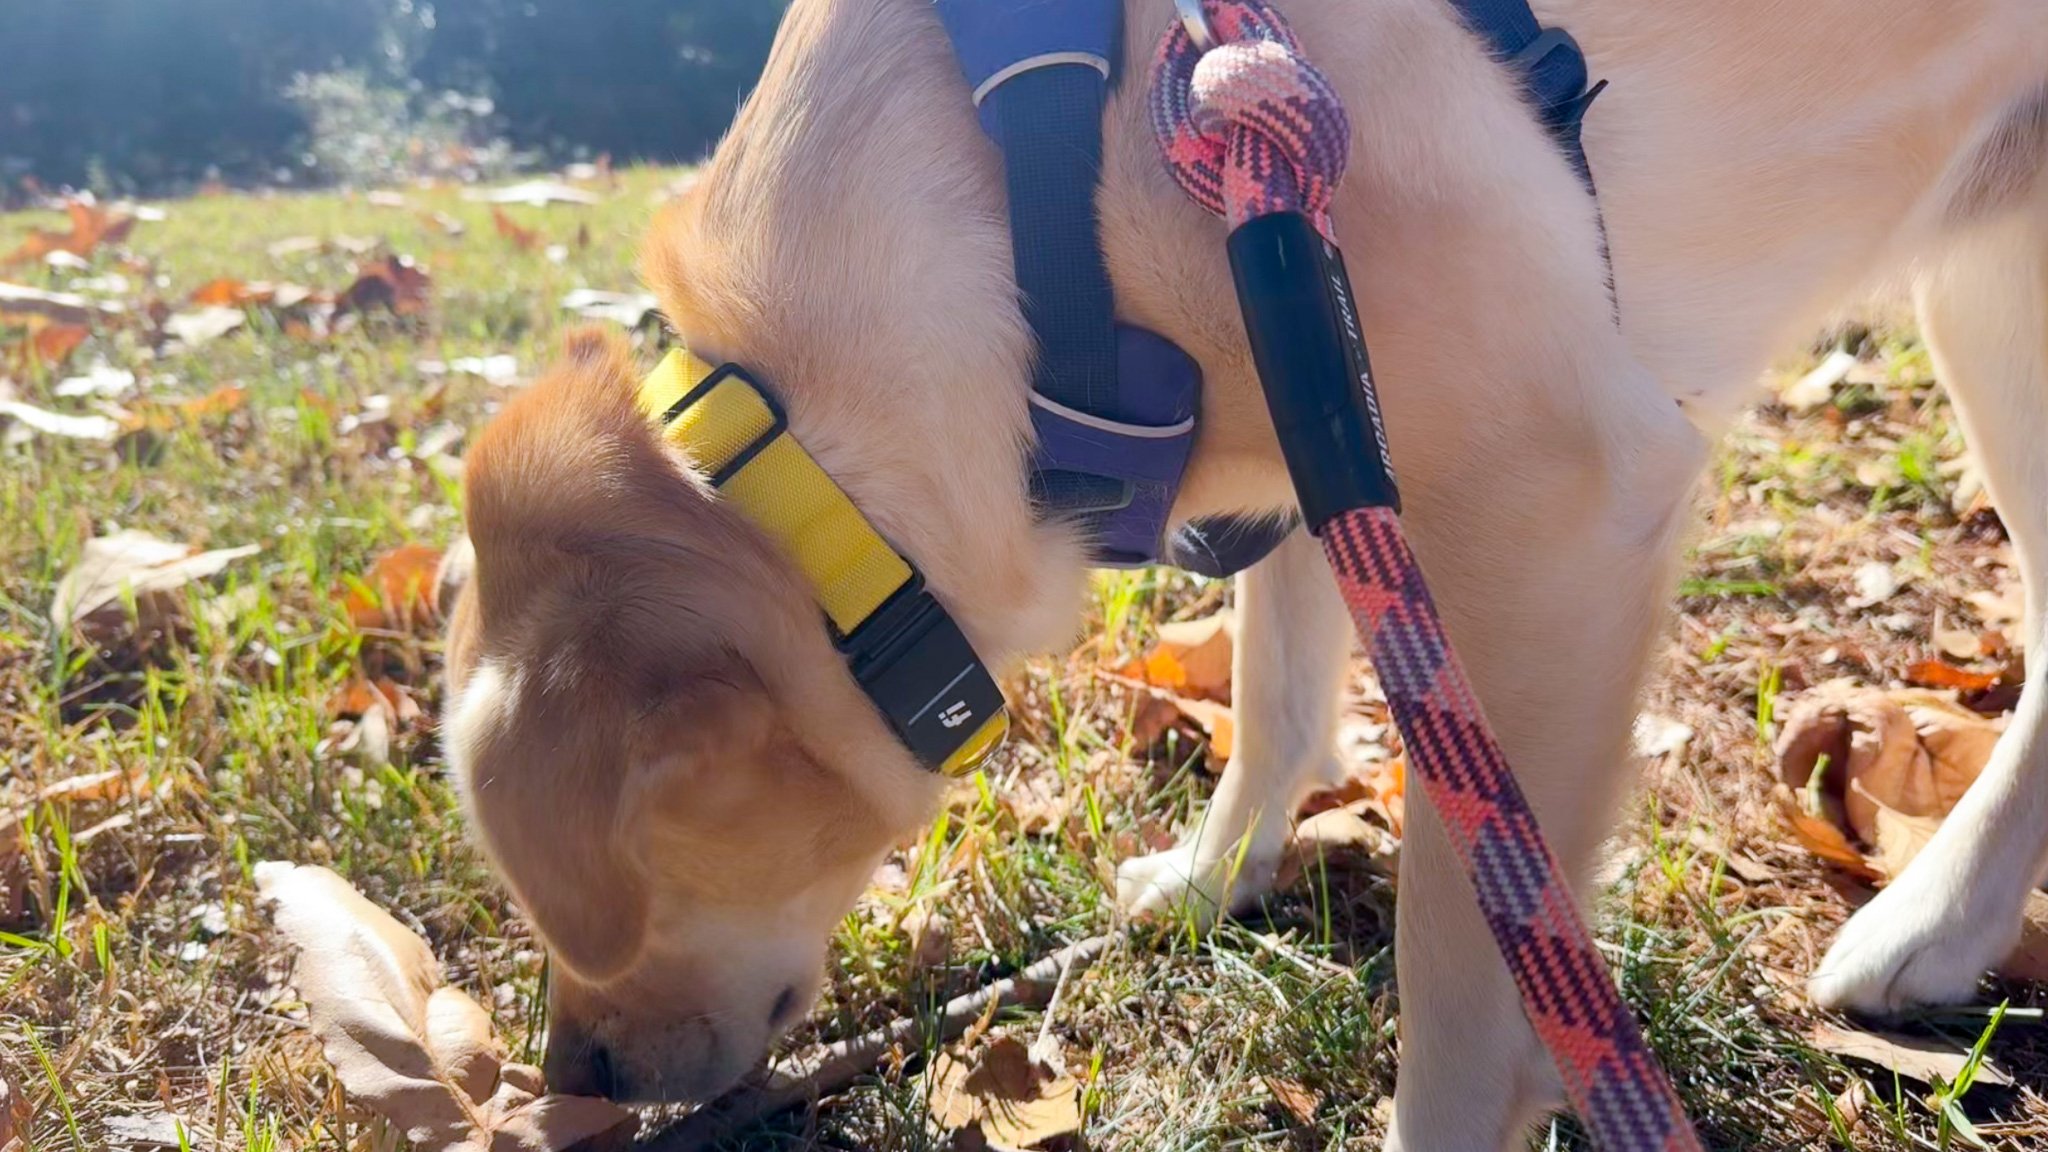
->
[0, 0, 789, 194]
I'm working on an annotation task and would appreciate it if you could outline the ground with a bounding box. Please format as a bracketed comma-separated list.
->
[1, 171, 2044, 1151]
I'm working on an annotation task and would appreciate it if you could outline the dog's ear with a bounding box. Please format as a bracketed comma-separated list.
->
[456, 647, 792, 982]
[455, 662, 655, 984]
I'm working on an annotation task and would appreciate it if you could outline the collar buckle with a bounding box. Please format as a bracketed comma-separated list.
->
[836, 578, 1009, 778]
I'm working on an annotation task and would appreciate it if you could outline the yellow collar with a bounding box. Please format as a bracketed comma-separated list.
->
[637, 350, 1007, 777]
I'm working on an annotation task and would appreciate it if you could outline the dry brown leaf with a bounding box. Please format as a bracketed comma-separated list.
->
[50, 530, 259, 648]
[1808, 1024, 2011, 1088]
[337, 256, 433, 319]
[1998, 890, 2048, 983]
[2, 198, 136, 266]
[255, 862, 635, 1152]
[1775, 684, 2005, 879]
[927, 1037, 1081, 1149]
[1263, 1076, 1321, 1126]
[0, 1065, 23, 1152]
[492, 208, 542, 252]
[1968, 578, 2026, 638]
[1276, 806, 1399, 889]
[344, 543, 449, 633]
[25, 321, 90, 368]
[1772, 789, 1883, 881]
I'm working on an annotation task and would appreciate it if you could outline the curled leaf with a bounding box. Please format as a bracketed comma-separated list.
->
[50, 530, 259, 649]
[255, 862, 635, 1152]
[1775, 682, 2005, 879]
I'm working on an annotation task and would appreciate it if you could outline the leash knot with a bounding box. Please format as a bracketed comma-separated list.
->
[1151, 0, 1351, 237]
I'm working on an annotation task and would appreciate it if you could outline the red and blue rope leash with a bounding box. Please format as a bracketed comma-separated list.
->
[1150, 4, 1703, 1148]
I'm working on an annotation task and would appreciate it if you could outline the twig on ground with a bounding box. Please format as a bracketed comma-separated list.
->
[636, 933, 1118, 1150]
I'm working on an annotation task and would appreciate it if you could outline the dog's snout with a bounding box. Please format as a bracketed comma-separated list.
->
[544, 1026, 623, 1099]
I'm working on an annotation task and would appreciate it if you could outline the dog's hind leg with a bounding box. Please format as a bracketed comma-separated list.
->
[1812, 198, 2048, 1013]
[1117, 526, 1353, 920]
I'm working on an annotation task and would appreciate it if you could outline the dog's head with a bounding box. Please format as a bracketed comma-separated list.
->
[447, 0, 1107, 1105]
[444, 330, 946, 1101]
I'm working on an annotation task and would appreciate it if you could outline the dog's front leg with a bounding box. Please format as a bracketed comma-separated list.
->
[1117, 526, 1353, 921]
[1383, 379, 1705, 1150]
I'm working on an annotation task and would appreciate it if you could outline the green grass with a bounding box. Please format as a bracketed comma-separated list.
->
[3, 173, 2045, 1150]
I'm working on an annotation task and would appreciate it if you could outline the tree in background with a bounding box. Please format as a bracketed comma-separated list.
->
[0, 0, 390, 190]
[415, 0, 786, 166]
[0, 0, 788, 194]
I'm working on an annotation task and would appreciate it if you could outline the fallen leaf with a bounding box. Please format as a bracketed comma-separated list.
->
[50, 530, 259, 648]
[162, 306, 246, 348]
[1905, 659, 2005, 694]
[559, 289, 660, 330]
[419, 355, 520, 385]
[492, 208, 542, 251]
[24, 321, 90, 368]
[0, 281, 124, 327]
[1264, 1076, 1321, 1126]
[1809, 1024, 2011, 1088]
[1773, 793, 1883, 880]
[1276, 806, 1399, 889]
[255, 862, 636, 1152]
[927, 1037, 1081, 1150]
[344, 543, 448, 633]
[1117, 610, 1235, 702]
[1999, 891, 2048, 983]
[0, 399, 121, 442]
[1967, 577, 2026, 637]
[0, 1067, 22, 1150]
[1776, 683, 2006, 879]
[1932, 610, 1987, 661]
[1633, 713, 1694, 760]
[2, 198, 136, 266]
[1847, 562, 1900, 609]
[104, 1111, 207, 1149]
[55, 364, 137, 399]
[32, 768, 143, 806]
[337, 256, 433, 319]
[1782, 349, 1859, 412]
[471, 181, 601, 207]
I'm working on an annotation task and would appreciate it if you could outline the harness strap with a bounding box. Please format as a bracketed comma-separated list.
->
[939, 0, 1297, 575]
[1448, 0, 1605, 187]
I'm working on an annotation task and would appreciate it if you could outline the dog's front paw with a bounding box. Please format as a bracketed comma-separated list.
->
[1809, 870, 2020, 1013]
[1115, 842, 1278, 924]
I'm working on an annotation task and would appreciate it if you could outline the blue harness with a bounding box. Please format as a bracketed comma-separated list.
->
[937, 0, 1600, 577]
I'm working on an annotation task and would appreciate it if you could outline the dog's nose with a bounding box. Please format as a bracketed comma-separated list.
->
[543, 1029, 621, 1099]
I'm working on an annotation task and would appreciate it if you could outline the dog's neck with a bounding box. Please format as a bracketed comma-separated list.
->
[647, 0, 1377, 668]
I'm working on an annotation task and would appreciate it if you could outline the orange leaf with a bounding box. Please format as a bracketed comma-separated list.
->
[1773, 786, 1882, 880]
[1904, 659, 2003, 693]
[28, 322, 89, 367]
[179, 384, 248, 420]
[336, 256, 432, 319]
[188, 278, 285, 309]
[3, 198, 135, 265]
[492, 207, 542, 251]
[343, 543, 447, 633]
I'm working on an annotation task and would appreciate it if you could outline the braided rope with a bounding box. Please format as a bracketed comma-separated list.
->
[1151, 5, 1704, 1149]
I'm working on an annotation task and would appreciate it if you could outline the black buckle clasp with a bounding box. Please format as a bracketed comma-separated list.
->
[836, 579, 1009, 775]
